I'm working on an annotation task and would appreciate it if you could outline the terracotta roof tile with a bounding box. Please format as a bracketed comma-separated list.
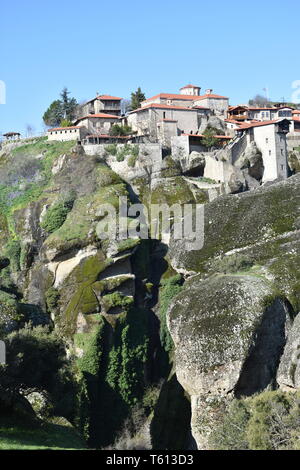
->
[180, 84, 201, 90]
[131, 103, 206, 113]
[48, 125, 82, 131]
[75, 113, 120, 122]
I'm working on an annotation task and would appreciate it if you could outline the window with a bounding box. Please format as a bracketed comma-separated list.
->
[266, 138, 269, 144]
[269, 150, 271, 155]
[281, 149, 284, 155]
[163, 112, 166, 119]
[281, 165, 284, 170]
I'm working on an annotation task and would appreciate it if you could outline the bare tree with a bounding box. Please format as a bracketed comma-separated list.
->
[25, 124, 35, 138]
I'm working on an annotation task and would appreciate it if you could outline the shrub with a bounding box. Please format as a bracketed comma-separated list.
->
[105, 144, 118, 156]
[45, 287, 60, 312]
[210, 390, 300, 450]
[110, 124, 132, 136]
[159, 274, 183, 354]
[102, 292, 134, 312]
[128, 154, 138, 168]
[41, 193, 75, 233]
[1, 324, 67, 394]
[210, 253, 254, 274]
[4, 239, 21, 272]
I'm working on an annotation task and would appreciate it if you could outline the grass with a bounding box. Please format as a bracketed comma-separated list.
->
[0, 415, 86, 450]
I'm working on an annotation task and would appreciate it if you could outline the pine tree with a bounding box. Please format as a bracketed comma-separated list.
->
[43, 88, 78, 127]
[130, 87, 146, 111]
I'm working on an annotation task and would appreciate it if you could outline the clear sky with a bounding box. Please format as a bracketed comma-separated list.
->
[1, 0, 300, 136]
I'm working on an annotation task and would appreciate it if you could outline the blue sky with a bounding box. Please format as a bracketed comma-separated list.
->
[1, 0, 300, 136]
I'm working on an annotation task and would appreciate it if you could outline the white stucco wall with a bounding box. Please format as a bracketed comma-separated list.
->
[253, 124, 288, 181]
[48, 127, 83, 141]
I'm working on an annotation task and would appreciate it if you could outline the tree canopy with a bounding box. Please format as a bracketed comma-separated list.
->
[248, 94, 272, 107]
[202, 126, 223, 149]
[43, 88, 78, 127]
[130, 87, 146, 111]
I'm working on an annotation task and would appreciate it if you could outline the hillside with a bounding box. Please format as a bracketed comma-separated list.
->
[0, 137, 299, 450]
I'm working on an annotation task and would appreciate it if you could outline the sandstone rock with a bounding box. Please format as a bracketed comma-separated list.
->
[235, 141, 264, 181]
[288, 150, 300, 174]
[167, 274, 292, 448]
[277, 313, 300, 390]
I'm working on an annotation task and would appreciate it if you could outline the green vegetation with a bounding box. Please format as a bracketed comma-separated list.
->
[159, 275, 183, 354]
[209, 253, 254, 274]
[45, 287, 60, 312]
[0, 140, 74, 224]
[130, 87, 146, 111]
[2, 325, 67, 394]
[127, 153, 138, 167]
[102, 292, 134, 312]
[0, 415, 86, 450]
[105, 143, 118, 156]
[41, 192, 75, 233]
[201, 126, 223, 149]
[43, 88, 78, 127]
[109, 124, 132, 136]
[75, 307, 149, 447]
[210, 390, 300, 450]
[4, 240, 21, 272]
[116, 144, 139, 163]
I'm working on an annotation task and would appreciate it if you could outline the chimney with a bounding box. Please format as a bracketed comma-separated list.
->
[206, 88, 213, 95]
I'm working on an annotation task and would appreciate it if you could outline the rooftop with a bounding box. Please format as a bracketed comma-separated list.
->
[130, 103, 208, 113]
[194, 93, 229, 100]
[96, 95, 122, 101]
[237, 119, 289, 130]
[180, 84, 201, 90]
[48, 125, 82, 131]
[143, 93, 200, 103]
[75, 113, 120, 122]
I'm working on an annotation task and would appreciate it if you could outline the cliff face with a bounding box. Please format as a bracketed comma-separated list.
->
[167, 173, 300, 448]
[0, 137, 299, 449]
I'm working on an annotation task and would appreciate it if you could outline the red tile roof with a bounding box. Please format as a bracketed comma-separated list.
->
[180, 84, 200, 90]
[75, 113, 120, 122]
[97, 95, 122, 101]
[85, 134, 129, 139]
[237, 119, 287, 130]
[224, 119, 241, 124]
[248, 106, 293, 111]
[194, 93, 228, 100]
[192, 106, 210, 110]
[143, 93, 199, 103]
[48, 125, 82, 131]
[130, 103, 207, 113]
[182, 133, 232, 139]
[228, 105, 248, 111]
[292, 110, 300, 114]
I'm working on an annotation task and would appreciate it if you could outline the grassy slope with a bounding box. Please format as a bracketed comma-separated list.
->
[0, 416, 86, 450]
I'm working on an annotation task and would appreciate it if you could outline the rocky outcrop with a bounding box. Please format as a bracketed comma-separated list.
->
[167, 274, 293, 449]
[234, 141, 264, 181]
[288, 149, 300, 174]
[277, 314, 300, 390]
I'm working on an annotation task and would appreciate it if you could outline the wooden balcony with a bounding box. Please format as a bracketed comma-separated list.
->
[228, 114, 248, 121]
